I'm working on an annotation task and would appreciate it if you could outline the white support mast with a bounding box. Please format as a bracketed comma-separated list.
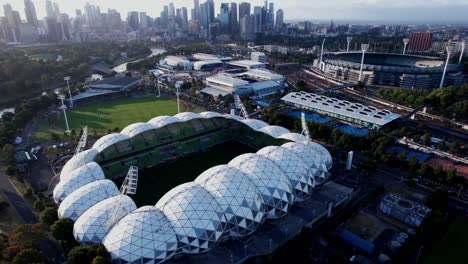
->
[320, 38, 326, 65]
[346, 37, 352, 52]
[358, 44, 369, 82]
[58, 94, 71, 134]
[440, 44, 452, 88]
[74, 126, 88, 156]
[301, 112, 311, 143]
[64, 76, 73, 108]
[120, 166, 139, 195]
[403, 38, 409, 55]
[176, 85, 180, 113]
[234, 95, 249, 119]
[459, 41, 465, 65]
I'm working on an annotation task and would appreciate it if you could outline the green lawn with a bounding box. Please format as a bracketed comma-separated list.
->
[57, 97, 179, 131]
[424, 216, 468, 264]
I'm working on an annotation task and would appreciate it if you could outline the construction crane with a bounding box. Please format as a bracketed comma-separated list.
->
[234, 95, 249, 119]
[74, 126, 88, 156]
[120, 166, 139, 195]
[301, 112, 312, 143]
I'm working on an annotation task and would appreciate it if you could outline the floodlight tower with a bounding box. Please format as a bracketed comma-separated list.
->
[346, 36, 353, 52]
[402, 38, 410, 55]
[358, 44, 370, 82]
[234, 94, 249, 119]
[459, 41, 465, 65]
[319, 38, 326, 66]
[440, 45, 452, 88]
[58, 94, 71, 134]
[301, 112, 311, 143]
[64, 76, 73, 108]
[74, 126, 88, 155]
[176, 86, 180, 113]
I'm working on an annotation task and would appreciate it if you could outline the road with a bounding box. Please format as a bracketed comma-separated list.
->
[0, 170, 37, 224]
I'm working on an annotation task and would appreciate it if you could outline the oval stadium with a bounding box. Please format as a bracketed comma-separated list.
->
[320, 52, 464, 89]
[53, 112, 334, 264]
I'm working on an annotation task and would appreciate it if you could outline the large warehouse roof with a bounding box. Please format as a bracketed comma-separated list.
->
[282, 92, 401, 127]
[54, 112, 334, 263]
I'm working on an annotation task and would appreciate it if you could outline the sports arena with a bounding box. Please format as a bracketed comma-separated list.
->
[320, 52, 464, 89]
[53, 112, 335, 263]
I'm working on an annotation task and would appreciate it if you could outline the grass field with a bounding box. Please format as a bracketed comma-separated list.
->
[424, 216, 468, 264]
[58, 97, 179, 131]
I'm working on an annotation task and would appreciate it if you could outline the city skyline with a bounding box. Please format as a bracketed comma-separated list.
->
[0, 0, 468, 23]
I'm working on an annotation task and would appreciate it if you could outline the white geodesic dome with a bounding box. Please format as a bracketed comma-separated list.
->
[92, 133, 130, 153]
[241, 119, 269, 131]
[103, 206, 179, 264]
[61, 149, 98, 179]
[120, 122, 157, 138]
[278, 133, 310, 144]
[258, 125, 290, 138]
[174, 112, 202, 122]
[257, 146, 314, 201]
[155, 182, 227, 254]
[148, 116, 179, 128]
[195, 165, 266, 237]
[53, 162, 105, 203]
[74, 195, 137, 244]
[199, 111, 223, 119]
[58, 179, 119, 221]
[308, 142, 333, 170]
[282, 142, 327, 178]
[228, 154, 294, 219]
[222, 114, 242, 121]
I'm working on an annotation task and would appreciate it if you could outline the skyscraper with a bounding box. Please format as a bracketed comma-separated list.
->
[168, 3, 175, 21]
[24, 0, 38, 26]
[275, 9, 284, 31]
[45, 0, 55, 18]
[253, 6, 262, 34]
[127, 11, 140, 31]
[193, 0, 200, 21]
[219, 3, 230, 34]
[181, 7, 189, 31]
[139, 12, 148, 29]
[239, 2, 251, 20]
[229, 2, 238, 34]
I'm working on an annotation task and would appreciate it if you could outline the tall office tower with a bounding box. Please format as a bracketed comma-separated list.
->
[219, 3, 230, 34]
[45, 17, 59, 42]
[194, 0, 200, 20]
[59, 13, 70, 40]
[206, 0, 215, 24]
[229, 2, 238, 34]
[3, 4, 20, 42]
[0, 17, 15, 42]
[24, 0, 38, 26]
[181, 7, 189, 31]
[53, 2, 60, 17]
[127, 11, 140, 31]
[268, 2, 274, 30]
[253, 6, 262, 34]
[45, 0, 55, 18]
[168, 3, 175, 21]
[275, 9, 284, 31]
[160, 5, 169, 26]
[239, 2, 251, 20]
[408, 32, 433, 52]
[200, 0, 214, 29]
[139, 12, 148, 29]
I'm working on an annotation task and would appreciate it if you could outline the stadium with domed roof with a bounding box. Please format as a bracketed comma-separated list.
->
[53, 111, 347, 264]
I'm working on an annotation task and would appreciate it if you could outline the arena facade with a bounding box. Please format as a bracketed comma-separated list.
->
[319, 52, 464, 89]
[53, 112, 333, 264]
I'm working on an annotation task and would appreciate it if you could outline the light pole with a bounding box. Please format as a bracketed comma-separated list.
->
[58, 94, 71, 134]
[319, 38, 326, 68]
[358, 44, 369, 82]
[403, 38, 409, 55]
[64, 76, 73, 108]
[176, 85, 180, 113]
[346, 36, 352, 52]
[459, 41, 465, 65]
[440, 45, 452, 88]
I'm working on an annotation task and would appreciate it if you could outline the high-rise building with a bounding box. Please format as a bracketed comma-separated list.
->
[275, 9, 284, 31]
[229, 2, 238, 34]
[3, 4, 20, 42]
[193, 0, 200, 21]
[127, 11, 140, 31]
[253, 6, 262, 34]
[139, 12, 148, 29]
[239, 2, 251, 20]
[24, 0, 38, 26]
[45, 17, 59, 42]
[268, 2, 274, 30]
[408, 32, 433, 52]
[181, 7, 189, 31]
[168, 3, 175, 21]
[219, 3, 230, 34]
[59, 13, 70, 40]
[45, 0, 55, 18]
[200, 0, 215, 29]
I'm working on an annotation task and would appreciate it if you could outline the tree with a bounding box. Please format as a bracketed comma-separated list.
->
[295, 80, 307, 91]
[12, 248, 44, 264]
[8, 224, 46, 253]
[1, 144, 15, 163]
[32, 200, 45, 211]
[421, 133, 431, 146]
[437, 140, 446, 150]
[50, 218, 74, 242]
[39, 207, 58, 226]
[92, 256, 108, 264]
[67, 245, 107, 264]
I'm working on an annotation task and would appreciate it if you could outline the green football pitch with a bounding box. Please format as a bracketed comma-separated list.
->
[58, 97, 179, 131]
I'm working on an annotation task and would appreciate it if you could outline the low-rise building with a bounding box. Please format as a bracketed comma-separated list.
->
[379, 194, 431, 227]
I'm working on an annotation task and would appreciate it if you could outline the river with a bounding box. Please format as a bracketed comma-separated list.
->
[113, 48, 166, 73]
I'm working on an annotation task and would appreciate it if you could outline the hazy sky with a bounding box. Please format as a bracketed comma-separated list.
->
[1, 0, 468, 22]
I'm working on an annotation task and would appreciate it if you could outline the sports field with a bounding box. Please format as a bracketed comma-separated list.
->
[424, 216, 468, 264]
[58, 97, 179, 131]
